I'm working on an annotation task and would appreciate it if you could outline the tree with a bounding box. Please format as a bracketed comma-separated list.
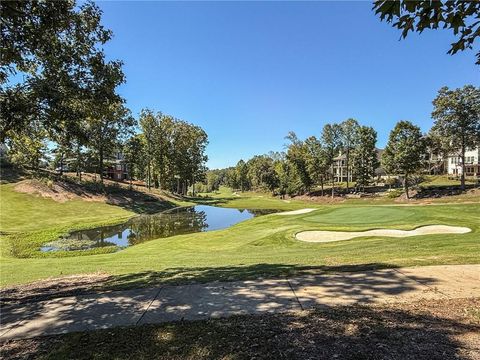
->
[431, 85, 480, 190]
[89, 101, 134, 183]
[1, 1, 116, 138]
[124, 135, 145, 187]
[339, 118, 360, 192]
[382, 120, 425, 199]
[304, 136, 329, 196]
[374, 1, 480, 64]
[247, 155, 278, 193]
[285, 132, 313, 193]
[424, 129, 450, 175]
[352, 126, 379, 191]
[5, 120, 47, 170]
[139, 109, 157, 190]
[321, 123, 342, 197]
[235, 160, 249, 192]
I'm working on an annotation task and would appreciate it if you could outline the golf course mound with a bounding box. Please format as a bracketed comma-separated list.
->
[296, 225, 472, 243]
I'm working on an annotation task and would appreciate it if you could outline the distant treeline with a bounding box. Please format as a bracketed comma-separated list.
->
[199, 85, 480, 199]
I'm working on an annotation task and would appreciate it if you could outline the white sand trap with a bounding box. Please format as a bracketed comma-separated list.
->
[296, 225, 471, 243]
[277, 208, 316, 216]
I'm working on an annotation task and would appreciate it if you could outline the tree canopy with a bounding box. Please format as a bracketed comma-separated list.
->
[374, 0, 480, 64]
[431, 85, 480, 189]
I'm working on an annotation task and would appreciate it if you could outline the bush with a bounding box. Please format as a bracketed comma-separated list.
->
[387, 189, 403, 198]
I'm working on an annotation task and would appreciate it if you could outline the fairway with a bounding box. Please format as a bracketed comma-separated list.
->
[1, 182, 479, 289]
[304, 207, 415, 224]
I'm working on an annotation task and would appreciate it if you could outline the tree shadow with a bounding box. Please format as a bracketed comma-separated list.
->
[415, 184, 478, 199]
[0, 263, 419, 305]
[2, 298, 479, 359]
[103, 263, 401, 290]
[0, 262, 451, 344]
[0, 166, 25, 184]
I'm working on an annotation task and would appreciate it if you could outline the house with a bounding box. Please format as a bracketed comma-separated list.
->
[447, 147, 480, 178]
[332, 153, 351, 183]
[104, 152, 129, 180]
[424, 153, 447, 175]
[332, 148, 384, 182]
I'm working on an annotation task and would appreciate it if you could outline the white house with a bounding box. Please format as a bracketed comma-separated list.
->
[447, 147, 480, 177]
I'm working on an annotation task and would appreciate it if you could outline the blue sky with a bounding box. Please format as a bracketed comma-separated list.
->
[98, 1, 479, 169]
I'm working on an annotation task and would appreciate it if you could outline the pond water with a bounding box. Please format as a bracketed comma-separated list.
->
[41, 205, 277, 252]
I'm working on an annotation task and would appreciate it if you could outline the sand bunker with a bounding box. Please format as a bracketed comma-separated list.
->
[277, 208, 316, 216]
[296, 225, 471, 243]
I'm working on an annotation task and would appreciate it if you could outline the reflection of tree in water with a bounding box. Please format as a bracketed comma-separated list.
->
[68, 224, 129, 248]
[246, 209, 279, 216]
[127, 207, 208, 246]
[53, 206, 273, 252]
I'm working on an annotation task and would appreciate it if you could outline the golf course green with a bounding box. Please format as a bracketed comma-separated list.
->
[1, 182, 479, 289]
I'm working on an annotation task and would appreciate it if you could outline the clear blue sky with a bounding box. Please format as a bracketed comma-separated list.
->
[98, 1, 479, 169]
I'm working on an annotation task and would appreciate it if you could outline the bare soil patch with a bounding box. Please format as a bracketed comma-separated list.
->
[14, 179, 105, 203]
[1, 297, 479, 359]
[0, 273, 112, 305]
[11, 177, 178, 213]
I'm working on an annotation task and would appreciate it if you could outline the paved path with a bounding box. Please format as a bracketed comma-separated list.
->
[1, 264, 479, 341]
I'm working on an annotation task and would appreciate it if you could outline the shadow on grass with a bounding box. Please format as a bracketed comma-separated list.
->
[3, 263, 405, 305]
[2, 298, 479, 360]
[104, 263, 398, 290]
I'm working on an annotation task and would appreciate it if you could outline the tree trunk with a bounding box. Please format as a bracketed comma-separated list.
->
[59, 155, 64, 176]
[346, 149, 350, 192]
[147, 161, 151, 191]
[331, 164, 335, 198]
[404, 173, 409, 199]
[320, 177, 324, 196]
[192, 175, 195, 197]
[99, 147, 104, 183]
[460, 143, 466, 191]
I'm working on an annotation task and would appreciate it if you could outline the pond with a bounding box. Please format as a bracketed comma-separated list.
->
[41, 205, 277, 252]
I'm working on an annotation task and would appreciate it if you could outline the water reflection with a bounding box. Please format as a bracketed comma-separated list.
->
[41, 205, 277, 252]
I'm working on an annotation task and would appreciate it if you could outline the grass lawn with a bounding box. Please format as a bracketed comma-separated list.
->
[191, 186, 319, 210]
[1, 181, 479, 289]
[0, 183, 133, 233]
[420, 175, 478, 187]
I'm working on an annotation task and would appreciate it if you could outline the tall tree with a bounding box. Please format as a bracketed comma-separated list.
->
[247, 155, 278, 193]
[353, 126, 379, 191]
[374, 1, 480, 64]
[1, 1, 115, 139]
[139, 109, 157, 190]
[321, 123, 342, 197]
[285, 132, 312, 193]
[304, 136, 329, 196]
[431, 85, 480, 190]
[235, 160, 249, 192]
[89, 101, 134, 182]
[339, 118, 360, 192]
[382, 120, 425, 199]
[124, 134, 146, 187]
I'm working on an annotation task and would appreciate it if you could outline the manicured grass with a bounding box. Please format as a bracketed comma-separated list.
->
[193, 187, 318, 210]
[0, 183, 133, 233]
[420, 175, 477, 187]
[1, 178, 479, 288]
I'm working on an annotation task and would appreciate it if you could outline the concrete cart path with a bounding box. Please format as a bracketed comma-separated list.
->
[1, 264, 479, 341]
